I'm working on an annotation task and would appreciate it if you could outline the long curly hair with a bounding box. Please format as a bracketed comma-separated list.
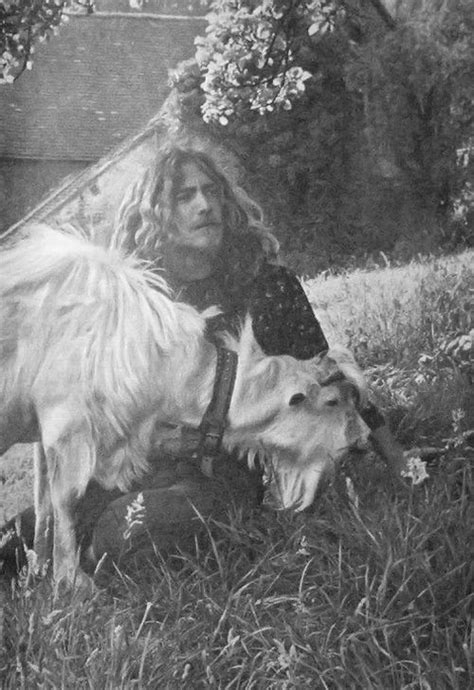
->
[114, 143, 279, 287]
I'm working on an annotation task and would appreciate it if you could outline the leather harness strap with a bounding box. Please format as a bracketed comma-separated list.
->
[196, 346, 238, 478]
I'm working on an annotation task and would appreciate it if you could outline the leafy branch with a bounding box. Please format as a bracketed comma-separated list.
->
[0, 0, 94, 84]
[189, 0, 341, 124]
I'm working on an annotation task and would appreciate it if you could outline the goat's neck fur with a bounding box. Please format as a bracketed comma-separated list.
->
[0, 225, 217, 443]
[222, 321, 294, 436]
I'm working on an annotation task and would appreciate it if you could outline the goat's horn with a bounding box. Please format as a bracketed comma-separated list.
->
[320, 371, 345, 387]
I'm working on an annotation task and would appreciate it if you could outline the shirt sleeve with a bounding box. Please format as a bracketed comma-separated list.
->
[249, 263, 329, 359]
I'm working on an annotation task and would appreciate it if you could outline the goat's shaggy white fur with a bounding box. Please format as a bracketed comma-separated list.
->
[0, 224, 369, 586]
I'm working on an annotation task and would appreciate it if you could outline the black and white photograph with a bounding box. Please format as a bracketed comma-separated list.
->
[0, 1, 472, 686]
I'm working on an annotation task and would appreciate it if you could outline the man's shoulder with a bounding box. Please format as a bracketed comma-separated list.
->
[255, 261, 298, 287]
[249, 261, 309, 317]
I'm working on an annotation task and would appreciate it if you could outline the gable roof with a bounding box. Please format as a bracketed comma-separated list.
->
[2, 96, 237, 250]
[0, 12, 205, 161]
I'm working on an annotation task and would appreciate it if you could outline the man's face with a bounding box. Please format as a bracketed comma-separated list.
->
[172, 162, 224, 255]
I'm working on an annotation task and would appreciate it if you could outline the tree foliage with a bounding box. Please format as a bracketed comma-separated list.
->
[172, 0, 474, 269]
[347, 0, 474, 219]
[193, 0, 341, 123]
[0, 0, 93, 84]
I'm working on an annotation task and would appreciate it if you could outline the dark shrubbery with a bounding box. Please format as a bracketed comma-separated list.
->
[170, 0, 474, 274]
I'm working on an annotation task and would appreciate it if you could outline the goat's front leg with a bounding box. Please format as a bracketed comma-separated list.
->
[33, 443, 53, 575]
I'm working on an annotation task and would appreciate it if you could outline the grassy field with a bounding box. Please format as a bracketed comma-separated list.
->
[0, 445, 34, 524]
[1, 250, 472, 688]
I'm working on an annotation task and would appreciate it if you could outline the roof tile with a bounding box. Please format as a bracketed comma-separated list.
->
[0, 14, 204, 161]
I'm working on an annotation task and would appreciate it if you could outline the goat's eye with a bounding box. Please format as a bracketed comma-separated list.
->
[289, 393, 306, 406]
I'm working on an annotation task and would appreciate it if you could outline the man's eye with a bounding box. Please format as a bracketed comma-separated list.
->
[176, 190, 193, 202]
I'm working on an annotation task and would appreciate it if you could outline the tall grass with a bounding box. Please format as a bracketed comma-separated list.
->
[305, 251, 472, 367]
[1, 251, 472, 688]
[306, 251, 473, 444]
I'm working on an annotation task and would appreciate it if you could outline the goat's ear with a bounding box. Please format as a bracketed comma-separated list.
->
[322, 345, 369, 408]
[312, 353, 340, 386]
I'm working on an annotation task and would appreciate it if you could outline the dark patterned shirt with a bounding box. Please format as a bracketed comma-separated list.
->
[247, 262, 328, 358]
[176, 262, 383, 431]
[177, 261, 328, 359]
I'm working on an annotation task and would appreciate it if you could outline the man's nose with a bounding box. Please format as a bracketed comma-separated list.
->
[195, 189, 211, 213]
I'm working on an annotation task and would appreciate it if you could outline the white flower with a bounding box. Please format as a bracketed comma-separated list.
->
[123, 492, 146, 540]
[297, 534, 311, 556]
[401, 456, 429, 485]
[0, 528, 16, 550]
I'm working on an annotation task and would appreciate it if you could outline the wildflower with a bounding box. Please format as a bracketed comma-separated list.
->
[25, 547, 38, 573]
[401, 455, 429, 485]
[0, 528, 16, 550]
[123, 492, 146, 540]
[297, 534, 311, 556]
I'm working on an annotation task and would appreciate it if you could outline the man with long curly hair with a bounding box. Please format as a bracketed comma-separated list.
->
[0, 142, 405, 576]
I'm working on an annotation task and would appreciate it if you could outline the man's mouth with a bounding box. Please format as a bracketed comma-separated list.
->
[195, 221, 218, 230]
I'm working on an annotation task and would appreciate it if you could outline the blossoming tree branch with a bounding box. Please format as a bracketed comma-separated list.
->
[173, 0, 342, 124]
[0, 0, 93, 84]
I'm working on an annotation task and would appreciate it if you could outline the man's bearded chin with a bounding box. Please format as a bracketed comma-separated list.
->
[162, 243, 219, 282]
